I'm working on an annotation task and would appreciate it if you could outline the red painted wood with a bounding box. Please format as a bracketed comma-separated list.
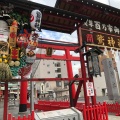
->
[6, 77, 88, 82]
[20, 81, 27, 104]
[7, 112, 34, 120]
[74, 81, 83, 106]
[3, 83, 8, 120]
[12, 116, 15, 120]
[36, 54, 80, 61]
[37, 43, 78, 51]
[77, 27, 90, 106]
[8, 114, 12, 120]
[31, 111, 34, 120]
[65, 49, 76, 99]
[17, 116, 21, 120]
[83, 102, 108, 120]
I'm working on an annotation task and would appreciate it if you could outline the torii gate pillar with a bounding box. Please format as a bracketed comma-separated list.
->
[19, 81, 28, 112]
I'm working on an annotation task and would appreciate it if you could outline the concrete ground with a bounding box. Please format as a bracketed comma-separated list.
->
[0, 100, 30, 120]
[108, 114, 120, 120]
[0, 98, 120, 120]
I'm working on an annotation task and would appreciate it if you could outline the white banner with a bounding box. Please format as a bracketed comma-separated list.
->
[86, 82, 94, 96]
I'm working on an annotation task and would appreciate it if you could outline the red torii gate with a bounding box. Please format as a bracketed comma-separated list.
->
[36, 37, 96, 106]
[3, 31, 96, 119]
[2, 0, 120, 119]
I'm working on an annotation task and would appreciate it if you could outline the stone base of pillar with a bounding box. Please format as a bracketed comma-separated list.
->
[19, 104, 27, 112]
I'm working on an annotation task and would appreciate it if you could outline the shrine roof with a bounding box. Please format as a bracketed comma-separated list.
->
[0, 0, 88, 34]
[55, 0, 120, 27]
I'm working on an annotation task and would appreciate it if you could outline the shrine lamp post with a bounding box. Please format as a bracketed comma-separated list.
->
[84, 47, 103, 77]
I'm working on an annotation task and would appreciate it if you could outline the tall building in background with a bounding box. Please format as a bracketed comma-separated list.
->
[32, 49, 69, 99]
[33, 59, 70, 99]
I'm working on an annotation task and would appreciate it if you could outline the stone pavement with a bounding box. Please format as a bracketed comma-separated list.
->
[108, 114, 120, 120]
[0, 100, 30, 120]
[0, 100, 120, 120]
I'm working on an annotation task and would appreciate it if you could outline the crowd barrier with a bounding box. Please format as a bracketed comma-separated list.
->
[8, 101, 120, 120]
[8, 111, 34, 120]
[27, 100, 84, 111]
[83, 102, 108, 120]
[107, 102, 120, 116]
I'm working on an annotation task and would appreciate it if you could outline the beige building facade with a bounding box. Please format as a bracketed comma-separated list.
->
[33, 58, 69, 99]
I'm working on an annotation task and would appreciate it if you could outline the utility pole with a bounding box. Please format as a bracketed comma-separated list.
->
[108, 0, 110, 5]
[30, 60, 41, 112]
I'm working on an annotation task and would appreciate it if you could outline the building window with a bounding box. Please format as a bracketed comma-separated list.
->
[47, 64, 50, 67]
[46, 83, 49, 88]
[56, 81, 62, 87]
[47, 71, 50, 74]
[55, 62, 61, 67]
[64, 81, 68, 88]
[58, 68, 61, 72]
[55, 68, 61, 73]
[57, 74, 61, 78]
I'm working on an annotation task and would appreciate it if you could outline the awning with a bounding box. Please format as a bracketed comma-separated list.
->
[0, 87, 18, 90]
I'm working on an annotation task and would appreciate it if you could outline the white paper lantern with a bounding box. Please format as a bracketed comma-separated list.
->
[30, 9, 42, 30]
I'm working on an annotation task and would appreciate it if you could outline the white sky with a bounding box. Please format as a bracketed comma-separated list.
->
[31, 0, 56, 7]
[31, 0, 120, 75]
[94, 0, 120, 8]
[31, 0, 120, 9]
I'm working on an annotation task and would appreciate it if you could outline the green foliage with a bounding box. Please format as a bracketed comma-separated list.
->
[9, 12, 29, 24]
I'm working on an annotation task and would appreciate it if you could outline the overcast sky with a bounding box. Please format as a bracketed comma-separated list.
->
[31, 0, 120, 75]
[31, 0, 56, 7]
[31, 0, 120, 9]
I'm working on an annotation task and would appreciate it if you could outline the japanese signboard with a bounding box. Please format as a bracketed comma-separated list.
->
[86, 82, 94, 96]
[46, 47, 53, 56]
[9, 26, 17, 47]
[81, 19, 120, 48]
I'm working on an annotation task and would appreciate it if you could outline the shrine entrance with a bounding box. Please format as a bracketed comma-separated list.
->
[0, 0, 120, 120]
